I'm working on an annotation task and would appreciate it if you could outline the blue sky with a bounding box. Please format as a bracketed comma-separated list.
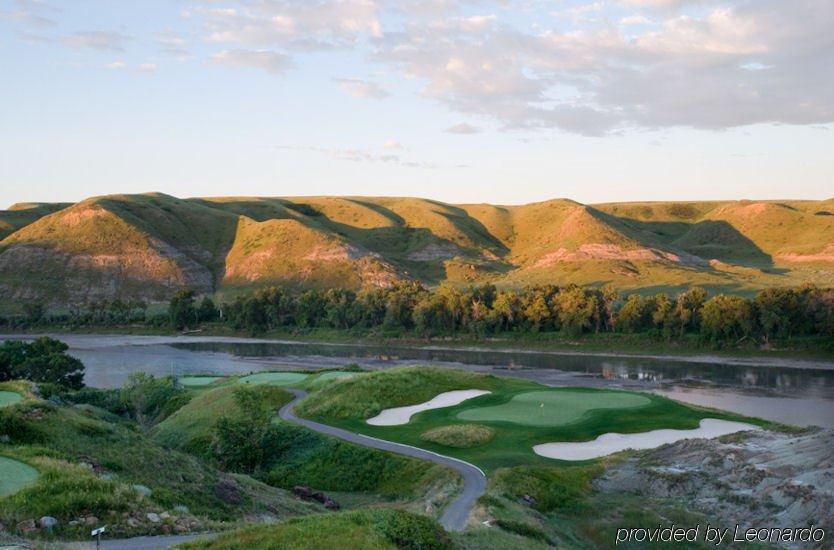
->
[1, 0, 832, 207]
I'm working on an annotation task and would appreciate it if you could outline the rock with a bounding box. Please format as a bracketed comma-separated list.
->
[127, 518, 140, 528]
[16, 519, 37, 533]
[323, 498, 340, 510]
[146, 512, 161, 523]
[84, 516, 99, 526]
[292, 486, 313, 499]
[69, 520, 80, 526]
[521, 494, 537, 506]
[39, 516, 58, 528]
[311, 491, 326, 503]
[159, 511, 171, 520]
[174, 523, 189, 534]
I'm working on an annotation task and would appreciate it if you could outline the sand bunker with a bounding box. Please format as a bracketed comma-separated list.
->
[0, 457, 38, 497]
[0, 391, 22, 408]
[238, 372, 308, 386]
[533, 419, 760, 461]
[367, 390, 491, 426]
[179, 376, 221, 387]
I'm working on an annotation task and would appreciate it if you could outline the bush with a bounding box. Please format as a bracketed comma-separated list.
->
[493, 464, 602, 513]
[366, 508, 453, 550]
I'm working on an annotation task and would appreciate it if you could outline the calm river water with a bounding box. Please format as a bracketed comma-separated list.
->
[6, 334, 833, 428]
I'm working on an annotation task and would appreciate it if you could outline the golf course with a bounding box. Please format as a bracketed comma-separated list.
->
[296, 366, 768, 472]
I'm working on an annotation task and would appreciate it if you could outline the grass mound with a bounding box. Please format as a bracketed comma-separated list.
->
[0, 391, 22, 408]
[456, 389, 651, 427]
[180, 508, 452, 550]
[420, 424, 495, 448]
[152, 385, 292, 457]
[297, 366, 494, 420]
[0, 456, 38, 497]
[238, 372, 308, 386]
[179, 376, 221, 387]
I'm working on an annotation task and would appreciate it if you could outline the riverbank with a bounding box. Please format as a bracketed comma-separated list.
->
[2, 331, 832, 370]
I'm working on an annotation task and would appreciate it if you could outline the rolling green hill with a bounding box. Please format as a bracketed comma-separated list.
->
[0, 194, 831, 306]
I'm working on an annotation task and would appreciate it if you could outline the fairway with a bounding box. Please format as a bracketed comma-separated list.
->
[0, 391, 22, 408]
[179, 376, 221, 387]
[456, 390, 651, 427]
[238, 372, 308, 386]
[0, 457, 38, 497]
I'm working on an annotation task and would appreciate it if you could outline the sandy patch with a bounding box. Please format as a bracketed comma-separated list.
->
[367, 390, 491, 426]
[533, 419, 760, 461]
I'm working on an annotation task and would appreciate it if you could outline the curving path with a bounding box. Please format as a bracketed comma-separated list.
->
[278, 389, 486, 531]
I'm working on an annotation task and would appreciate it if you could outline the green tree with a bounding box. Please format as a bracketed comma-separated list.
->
[555, 286, 598, 336]
[701, 295, 754, 343]
[169, 288, 197, 330]
[197, 296, 219, 323]
[1, 337, 85, 389]
[213, 386, 272, 473]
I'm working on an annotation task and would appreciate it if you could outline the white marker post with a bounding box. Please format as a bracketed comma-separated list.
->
[91, 526, 106, 549]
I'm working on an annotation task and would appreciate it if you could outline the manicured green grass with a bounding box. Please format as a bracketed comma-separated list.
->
[456, 390, 650, 427]
[238, 372, 309, 386]
[0, 391, 22, 408]
[0, 456, 38, 497]
[179, 508, 452, 550]
[178, 376, 222, 387]
[299, 367, 768, 472]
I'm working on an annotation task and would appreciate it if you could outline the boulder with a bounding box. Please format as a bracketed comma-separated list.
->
[39, 516, 58, 528]
[146, 512, 161, 524]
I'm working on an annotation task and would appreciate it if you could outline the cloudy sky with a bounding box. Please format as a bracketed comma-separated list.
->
[1, 0, 832, 207]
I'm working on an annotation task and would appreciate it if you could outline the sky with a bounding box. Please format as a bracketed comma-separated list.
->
[0, 0, 832, 208]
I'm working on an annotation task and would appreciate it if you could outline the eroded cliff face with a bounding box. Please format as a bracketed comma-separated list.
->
[0, 194, 832, 306]
[596, 429, 834, 532]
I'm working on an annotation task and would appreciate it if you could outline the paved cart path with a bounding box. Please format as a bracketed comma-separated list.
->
[278, 389, 486, 531]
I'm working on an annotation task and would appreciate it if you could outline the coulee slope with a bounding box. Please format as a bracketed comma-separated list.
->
[0, 194, 832, 306]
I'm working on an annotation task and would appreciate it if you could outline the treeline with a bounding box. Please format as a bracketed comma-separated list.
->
[178, 283, 833, 345]
[4, 284, 833, 347]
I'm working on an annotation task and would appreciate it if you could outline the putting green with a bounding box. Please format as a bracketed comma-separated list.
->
[315, 371, 357, 382]
[0, 457, 38, 497]
[179, 376, 221, 387]
[456, 390, 651, 427]
[238, 372, 308, 386]
[0, 391, 23, 408]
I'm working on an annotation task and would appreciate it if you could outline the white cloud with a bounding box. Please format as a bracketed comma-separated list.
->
[211, 49, 292, 75]
[196, 1, 382, 51]
[620, 15, 652, 25]
[383, 139, 403, 149]
[139, 63, 157, 73]
[335, 77, 390, 99]
[62, 30, 129, 52]
[105, 60, 126, 70]
[373, 1, 834, 134]
[445, 122, 480, 134]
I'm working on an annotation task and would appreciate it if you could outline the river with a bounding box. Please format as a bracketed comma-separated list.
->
[5, 334, 834, 428]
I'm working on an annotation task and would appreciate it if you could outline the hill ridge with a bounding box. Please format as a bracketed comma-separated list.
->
[0, 194, 831, 305]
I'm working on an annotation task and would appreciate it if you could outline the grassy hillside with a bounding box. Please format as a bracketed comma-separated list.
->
[1, 194, 832, 307]
[0, 380, 320, 540]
